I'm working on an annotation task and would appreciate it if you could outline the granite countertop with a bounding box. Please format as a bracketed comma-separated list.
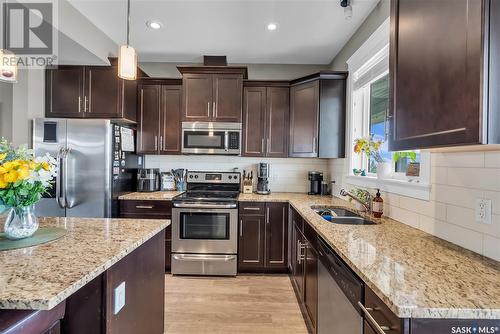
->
[119, 191, 182, 200]
[0, 217, 169, 311]
[118, 191, 500, 319]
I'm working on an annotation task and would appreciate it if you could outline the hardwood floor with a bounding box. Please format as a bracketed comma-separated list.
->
[165, 274, 308, 334]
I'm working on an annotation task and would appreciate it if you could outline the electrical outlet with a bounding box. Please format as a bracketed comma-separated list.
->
[475, 199, 492, 225]
[113, 281, 126, 315]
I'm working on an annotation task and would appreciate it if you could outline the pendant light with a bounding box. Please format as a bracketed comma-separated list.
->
[118, 0, 137, 80]
[0, 0, 18, 83]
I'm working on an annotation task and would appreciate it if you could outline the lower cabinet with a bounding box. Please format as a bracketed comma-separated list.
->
[119, 199, 172, 271]
[238, 202, 288, 272]
[290, 207, 318, 334]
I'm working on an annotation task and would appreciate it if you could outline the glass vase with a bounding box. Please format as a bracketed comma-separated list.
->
[3, 205, 39, 240]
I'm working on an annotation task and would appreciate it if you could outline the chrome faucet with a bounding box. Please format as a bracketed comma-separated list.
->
[340, 189, 372, 215]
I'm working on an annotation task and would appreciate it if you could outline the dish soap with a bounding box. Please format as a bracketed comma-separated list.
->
[372, 189, 383, 218]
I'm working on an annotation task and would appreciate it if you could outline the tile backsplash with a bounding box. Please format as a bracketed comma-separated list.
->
[145, 155, 329, 193]
[331, 150, 500, 261]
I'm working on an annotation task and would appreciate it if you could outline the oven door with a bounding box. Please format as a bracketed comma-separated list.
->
[172, 206, 238, 254]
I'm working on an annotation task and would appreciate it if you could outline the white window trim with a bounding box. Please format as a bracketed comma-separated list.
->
[344, 18, 431, 201]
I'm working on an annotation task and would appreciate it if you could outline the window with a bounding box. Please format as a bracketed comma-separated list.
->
[345, 18, 430, 200]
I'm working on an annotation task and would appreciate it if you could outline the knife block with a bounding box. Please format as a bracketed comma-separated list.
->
[242, 179, 253, 194]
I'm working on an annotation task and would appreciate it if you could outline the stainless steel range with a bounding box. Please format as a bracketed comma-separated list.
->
[171, 171, 240, 276]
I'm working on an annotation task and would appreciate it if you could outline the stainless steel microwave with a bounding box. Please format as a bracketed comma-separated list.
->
[181, 122, 241, 155]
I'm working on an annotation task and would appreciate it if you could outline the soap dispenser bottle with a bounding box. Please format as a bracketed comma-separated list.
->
[372, 189, 383, 218]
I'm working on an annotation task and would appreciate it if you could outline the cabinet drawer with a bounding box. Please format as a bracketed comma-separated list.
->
[120, 200, 172, 217]
[363, 286, 402, 334]
[239, 202, 265, 215]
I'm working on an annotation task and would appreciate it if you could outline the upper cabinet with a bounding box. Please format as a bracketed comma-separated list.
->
[46, 64, 137, 122]
[137, 80, 183, 155]
[177, 66, 247, 123]
[243, 82, 290, 158]
[289, 72, 347, 158]
[389, 0, 500, 150]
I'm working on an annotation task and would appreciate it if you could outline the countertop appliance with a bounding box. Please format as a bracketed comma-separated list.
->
[171, 171, 241, 276]
[317, 237, 363, 334]
[181, 122, 241, 155]
[33, 119, 142, 218]
[256, 163, 270, 195]
[308, 171, 323, 195]
[137, 168, 160, 192]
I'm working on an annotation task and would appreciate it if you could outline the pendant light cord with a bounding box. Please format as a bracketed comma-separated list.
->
[126, 0, 130, 46]
[2, 0, 7, 50]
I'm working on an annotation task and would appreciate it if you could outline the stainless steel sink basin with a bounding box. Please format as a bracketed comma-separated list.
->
[312, 206, 376, 225]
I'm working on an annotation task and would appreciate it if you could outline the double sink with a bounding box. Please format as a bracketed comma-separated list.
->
[312, 206, 375, 225]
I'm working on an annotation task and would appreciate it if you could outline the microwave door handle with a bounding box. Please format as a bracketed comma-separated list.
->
[224, 131, 229, 151]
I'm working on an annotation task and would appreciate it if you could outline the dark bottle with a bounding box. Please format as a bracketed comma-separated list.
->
[372, 189, 383, 218]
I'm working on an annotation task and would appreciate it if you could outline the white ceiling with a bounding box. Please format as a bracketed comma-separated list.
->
[68, 0, 379, 64]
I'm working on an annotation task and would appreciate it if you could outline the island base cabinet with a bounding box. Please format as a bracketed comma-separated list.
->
[0, 302, 65, 334]
[61, 230, 165, 334]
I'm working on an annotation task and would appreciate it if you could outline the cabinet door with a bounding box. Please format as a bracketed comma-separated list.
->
[213, 74, 243, 122]
[292, 223, 305, 298]
[85, 66, 121, 118]
[290, 81, 319, 157]
[243, 87, 266, 156]
[137, 85, 160, 154]
[160, 85, 182, 154]
[238, 215, 265, 271]
[46, 66, 85, 118]
[265, 203, 288, 271]
[120, 77, 137, 122]
[389, 0, 482, 150]
[182, 73, 212, 122]
[266, 87, 289, 157]
[304, 241, 318, 332]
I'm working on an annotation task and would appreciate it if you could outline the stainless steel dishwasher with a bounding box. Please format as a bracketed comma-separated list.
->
[317, 237, 363, 334]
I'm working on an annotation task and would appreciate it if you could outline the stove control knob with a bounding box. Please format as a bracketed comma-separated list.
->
[228, 175, 232, 179]
[189, 175, 193, 179]
[195, 175, 199, 179]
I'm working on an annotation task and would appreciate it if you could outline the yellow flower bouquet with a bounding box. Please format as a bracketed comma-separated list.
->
[0, 138, 57, 239]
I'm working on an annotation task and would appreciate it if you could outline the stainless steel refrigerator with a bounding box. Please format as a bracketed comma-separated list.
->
[33, 118, 143, 218]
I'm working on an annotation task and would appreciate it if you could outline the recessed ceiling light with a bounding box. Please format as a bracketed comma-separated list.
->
[146, 20, 163, 30]
[267, 23, 278, 31]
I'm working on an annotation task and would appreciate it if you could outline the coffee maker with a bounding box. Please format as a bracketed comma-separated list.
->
[256, 163, 271, 195]
[308, 171, 323, 195]
[137, 168, 160, 192]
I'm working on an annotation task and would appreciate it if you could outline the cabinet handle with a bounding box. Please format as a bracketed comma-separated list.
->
[297, 240, 305, 264]
[84, 96, 88, 112]
[313, 137, 317, 153]
[213, 102, 216, 118]
[243, 207, 260, 211]
[78, 96, 82, 113]
[135, 205, 154, 209]
[240, 219, 243, 237]
[207, 102, 211, 117]
[261, 138, 265, 153]
[154, 136, 158, 151]
[266, 207, 270, 224]
[267, 138, 270, 153]
[358, 302, 391, 334]
[159, 136, 163, 151]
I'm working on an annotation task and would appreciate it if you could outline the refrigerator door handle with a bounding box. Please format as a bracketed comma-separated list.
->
[55, 148, 65, 208]
[62, 148, 72, 208]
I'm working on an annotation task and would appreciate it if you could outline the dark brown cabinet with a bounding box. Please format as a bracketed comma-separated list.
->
[178, 66, 247, 123]
[290, 207, 318, 334]
[137, 80, 182, 155]
[289, 72, 347, 158]
[46, 65, 137, 121]
[243, 83, 289, 157]
[119, 200, 173, 271]
[238, 202, 288, 273]
[389, 0, 500, 150]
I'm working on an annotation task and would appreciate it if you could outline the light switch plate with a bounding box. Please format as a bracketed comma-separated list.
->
[475, 199, 492, 225]
[113, 281, 126, 315]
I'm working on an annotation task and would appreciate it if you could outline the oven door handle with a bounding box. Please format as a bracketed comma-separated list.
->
[173, 202, 237, 209]
[173, 254, 236, 262]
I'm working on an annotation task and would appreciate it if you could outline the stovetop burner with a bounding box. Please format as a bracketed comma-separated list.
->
[172, 171, 241, 204]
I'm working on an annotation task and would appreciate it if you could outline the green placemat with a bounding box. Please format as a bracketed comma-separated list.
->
[0, 227, 67, 251]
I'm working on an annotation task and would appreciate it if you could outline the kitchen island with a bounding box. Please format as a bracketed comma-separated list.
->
[0, 217, 168, 334]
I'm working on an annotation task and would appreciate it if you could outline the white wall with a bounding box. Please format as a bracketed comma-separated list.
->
[145, 155, 329, 193]
[139, 62, 328, 80]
